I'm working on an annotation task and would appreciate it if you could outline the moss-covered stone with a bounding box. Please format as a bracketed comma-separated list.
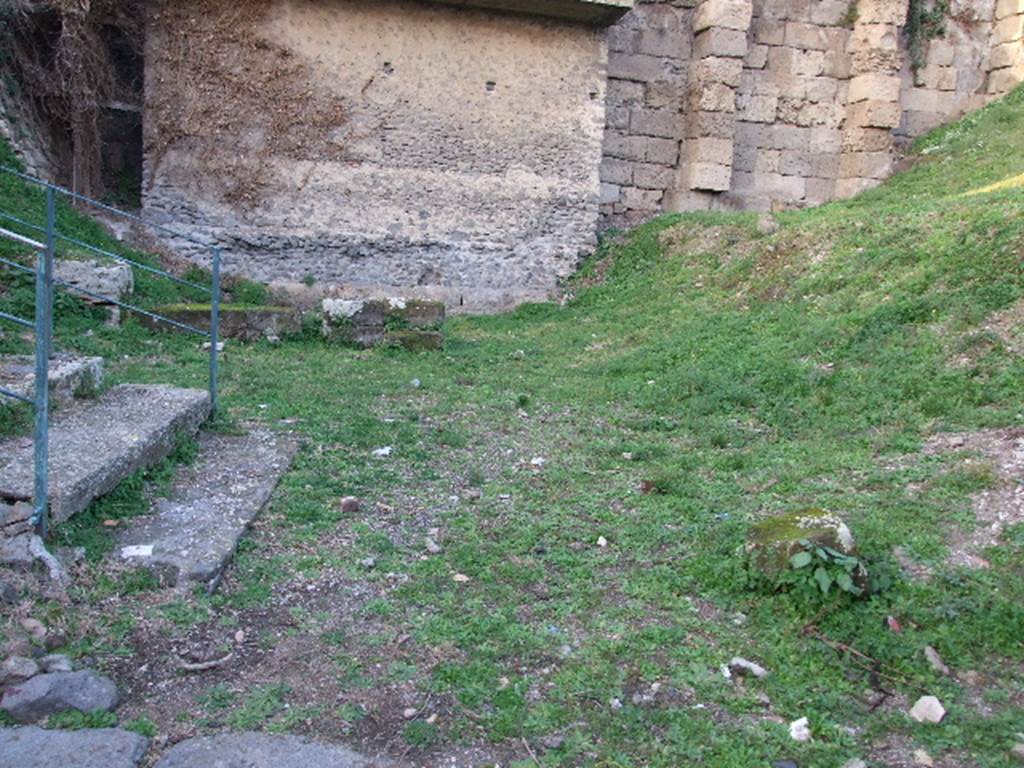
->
[385, 329, 444, 352]
[322, 297, 445, 348]
[746, 508, 858, 579]
[137, 305, 300, 342]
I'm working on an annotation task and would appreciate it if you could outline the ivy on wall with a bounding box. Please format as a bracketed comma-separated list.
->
[906, 0, 951, 71]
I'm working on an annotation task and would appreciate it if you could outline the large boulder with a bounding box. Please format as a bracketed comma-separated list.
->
[1, 670, 119, 723]
[55, 259, 134, 301]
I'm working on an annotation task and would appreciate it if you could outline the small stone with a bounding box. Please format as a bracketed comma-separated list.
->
[597, 536, 608, 548]
[234, 630, 245, 643]
[914, 748, 934, 766]
[402, 707, 417, 719]
[359, 557, 376, 569]
[842, 760, 867, 768]
[340, 496, 361, 514]
[1009, 743, 1024, 763]
[424, 537, 442, 554]
[1, 656, 39, 684]
[924, 646, 950, 676]
[789, 717, 812, 742]
[0, 579, 17, 605]
[425, 713, 438, 724]
[530, 456, 546, 468]
[758, 214, 779, 235]
[728, 657, 769, 679]
[452, 573, 470, 583]
[372, 446, 392, 458]
[497, 676, 510, 690]
[909, 695, 946, 724]
[103, 519, 120, 528]
[542, 734, 566, 750]
[609, 698, 623, 711]
[38, 655, 72, 673]
[410, 378, 422, 389]
[959, 669, 980, 686]
[1, 670, 119, 723]
[19, 618, 46, 641]
[771, 761, 799, 768]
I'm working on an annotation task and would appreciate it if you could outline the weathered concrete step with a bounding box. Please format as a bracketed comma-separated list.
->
[117, 427, 298, 591]
[0, 726, 149, 768]
[0, 354, 103, 406]
[155, 733, 391, 768]
[0, 384, 210, 523]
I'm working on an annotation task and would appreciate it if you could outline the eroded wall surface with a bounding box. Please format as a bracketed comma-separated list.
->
[601, 0, 1024, 223]
[144, 0, 610, 311]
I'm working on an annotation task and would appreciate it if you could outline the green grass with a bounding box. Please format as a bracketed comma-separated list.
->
[2, 87, 1024, 765]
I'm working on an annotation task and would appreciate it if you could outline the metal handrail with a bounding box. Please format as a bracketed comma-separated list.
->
[0, 165, 222, 537]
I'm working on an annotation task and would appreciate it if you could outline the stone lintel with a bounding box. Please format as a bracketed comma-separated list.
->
[426, 0, 634, 24]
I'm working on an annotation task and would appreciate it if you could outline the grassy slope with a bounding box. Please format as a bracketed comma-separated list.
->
[1, 89, 1023, 765]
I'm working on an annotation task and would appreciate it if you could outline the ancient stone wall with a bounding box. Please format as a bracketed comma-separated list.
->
[602, 0, 1024, 222]
[143, 0, 613, 312]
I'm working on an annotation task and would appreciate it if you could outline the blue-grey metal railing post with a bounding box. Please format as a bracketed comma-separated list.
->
[31, 185, 56, 536]
[209, 247, 221, 414]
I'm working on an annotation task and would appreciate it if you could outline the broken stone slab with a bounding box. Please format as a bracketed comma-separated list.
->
[322, 297, 445, 349]
[746, 507, 866, 585]
[0, 354, 103, 406]
[116, 428, 298, 591]
[1, 501, 34, 538]
[0, 384, 210, 523]
[137, 304, 301, 342]
[0, 726, 148, 768]
[1, 670, 119, 723]
[55, 259, 134, 302]
[1, 656, 39, 685]
[909, 694, 946, 724]
[154, 732, 391, 768]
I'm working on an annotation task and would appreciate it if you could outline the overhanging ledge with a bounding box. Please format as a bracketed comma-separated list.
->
[425, 0, 635, 25]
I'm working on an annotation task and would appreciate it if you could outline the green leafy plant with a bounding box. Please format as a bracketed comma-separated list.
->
[785, 540, 868, 597]
[46, 709, 118, 730]
[907, 0, 950, 71]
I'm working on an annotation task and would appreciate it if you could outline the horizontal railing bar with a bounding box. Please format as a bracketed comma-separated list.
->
[54, 279, 211, 337]
[0, 225, 44, 251]
[0, 210, 212, 296]
[0, 165, 218, 251]
[0, 386, 33, 405]
[0, 255, 35, 274]
[0, 309, 35, 329]
[0, 310, 35, 329]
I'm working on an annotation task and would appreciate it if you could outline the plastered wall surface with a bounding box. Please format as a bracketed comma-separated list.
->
[144, 0, 611, 311]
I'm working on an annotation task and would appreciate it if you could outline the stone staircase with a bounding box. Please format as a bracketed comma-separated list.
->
[0, 353, 296, 591]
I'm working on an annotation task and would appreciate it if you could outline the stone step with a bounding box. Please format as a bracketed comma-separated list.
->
[154, 733, 391, 768]
[0, 384, 210, 523]
[0, 354, 103, 407]
[0, 727, 148, 768]
[117, 427, 298, 591]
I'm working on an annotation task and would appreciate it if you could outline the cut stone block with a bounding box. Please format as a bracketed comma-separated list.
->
[687, 162, 733, 191]
[746, 507, 866, 584]
[996, 0, 1024, 19]
[848, 73, 902, 103]
[0, 385, 211, 523]
[0, 727, 148, 768]
[693, 28, 749, 58]
[137, 304, 300, 342]
[846, 99, 902, 128]
[117, 428, 298, 591]
[155, 733, 390, 768]
[55, 259, 133, 303]
[693, 0, 753, 34]
[322, 298, 445, 348]
[427, 0, 634, 24]
[0, 354, 103, 407]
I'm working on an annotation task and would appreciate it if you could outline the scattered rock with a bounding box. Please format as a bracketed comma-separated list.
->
[924, 646, 950, 676]
[1, 670, 119, 723]
[340, 496, 361, 514]
[909, 695, 946, 724]
[788, 717, 811, 742]
[541, 734, 566, 750]
[914, 748, 934, 766]
[771, 761, 799, 768]
[410, 378, 421, 389]
[402, 707, 417, 719]
[596, 536, 608, 548]
[758, 214, 779, 235]
[841, 760, 867, 768]
[746, 508, 867, 587]
[38, 655, 72, 674]
[18, 619, 46, 642]
[609, 698, 623, 711]
[359, 557, 376, 569]
[0, 726, 149, 768]
[0, 578, 17, 605]
[1, 656, 39, 684]
[372, 446, 392, 459]
[55, 259, 134, 304]
[728, 657, 769, 679]
[1010, 743, 1024, 763]
[322, 297, 445, 350]
[452, 573, 470, 583]
[424, 537, 442, 554]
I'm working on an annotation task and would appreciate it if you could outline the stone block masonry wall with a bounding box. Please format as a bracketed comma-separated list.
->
[603, 0, 1024, 224]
